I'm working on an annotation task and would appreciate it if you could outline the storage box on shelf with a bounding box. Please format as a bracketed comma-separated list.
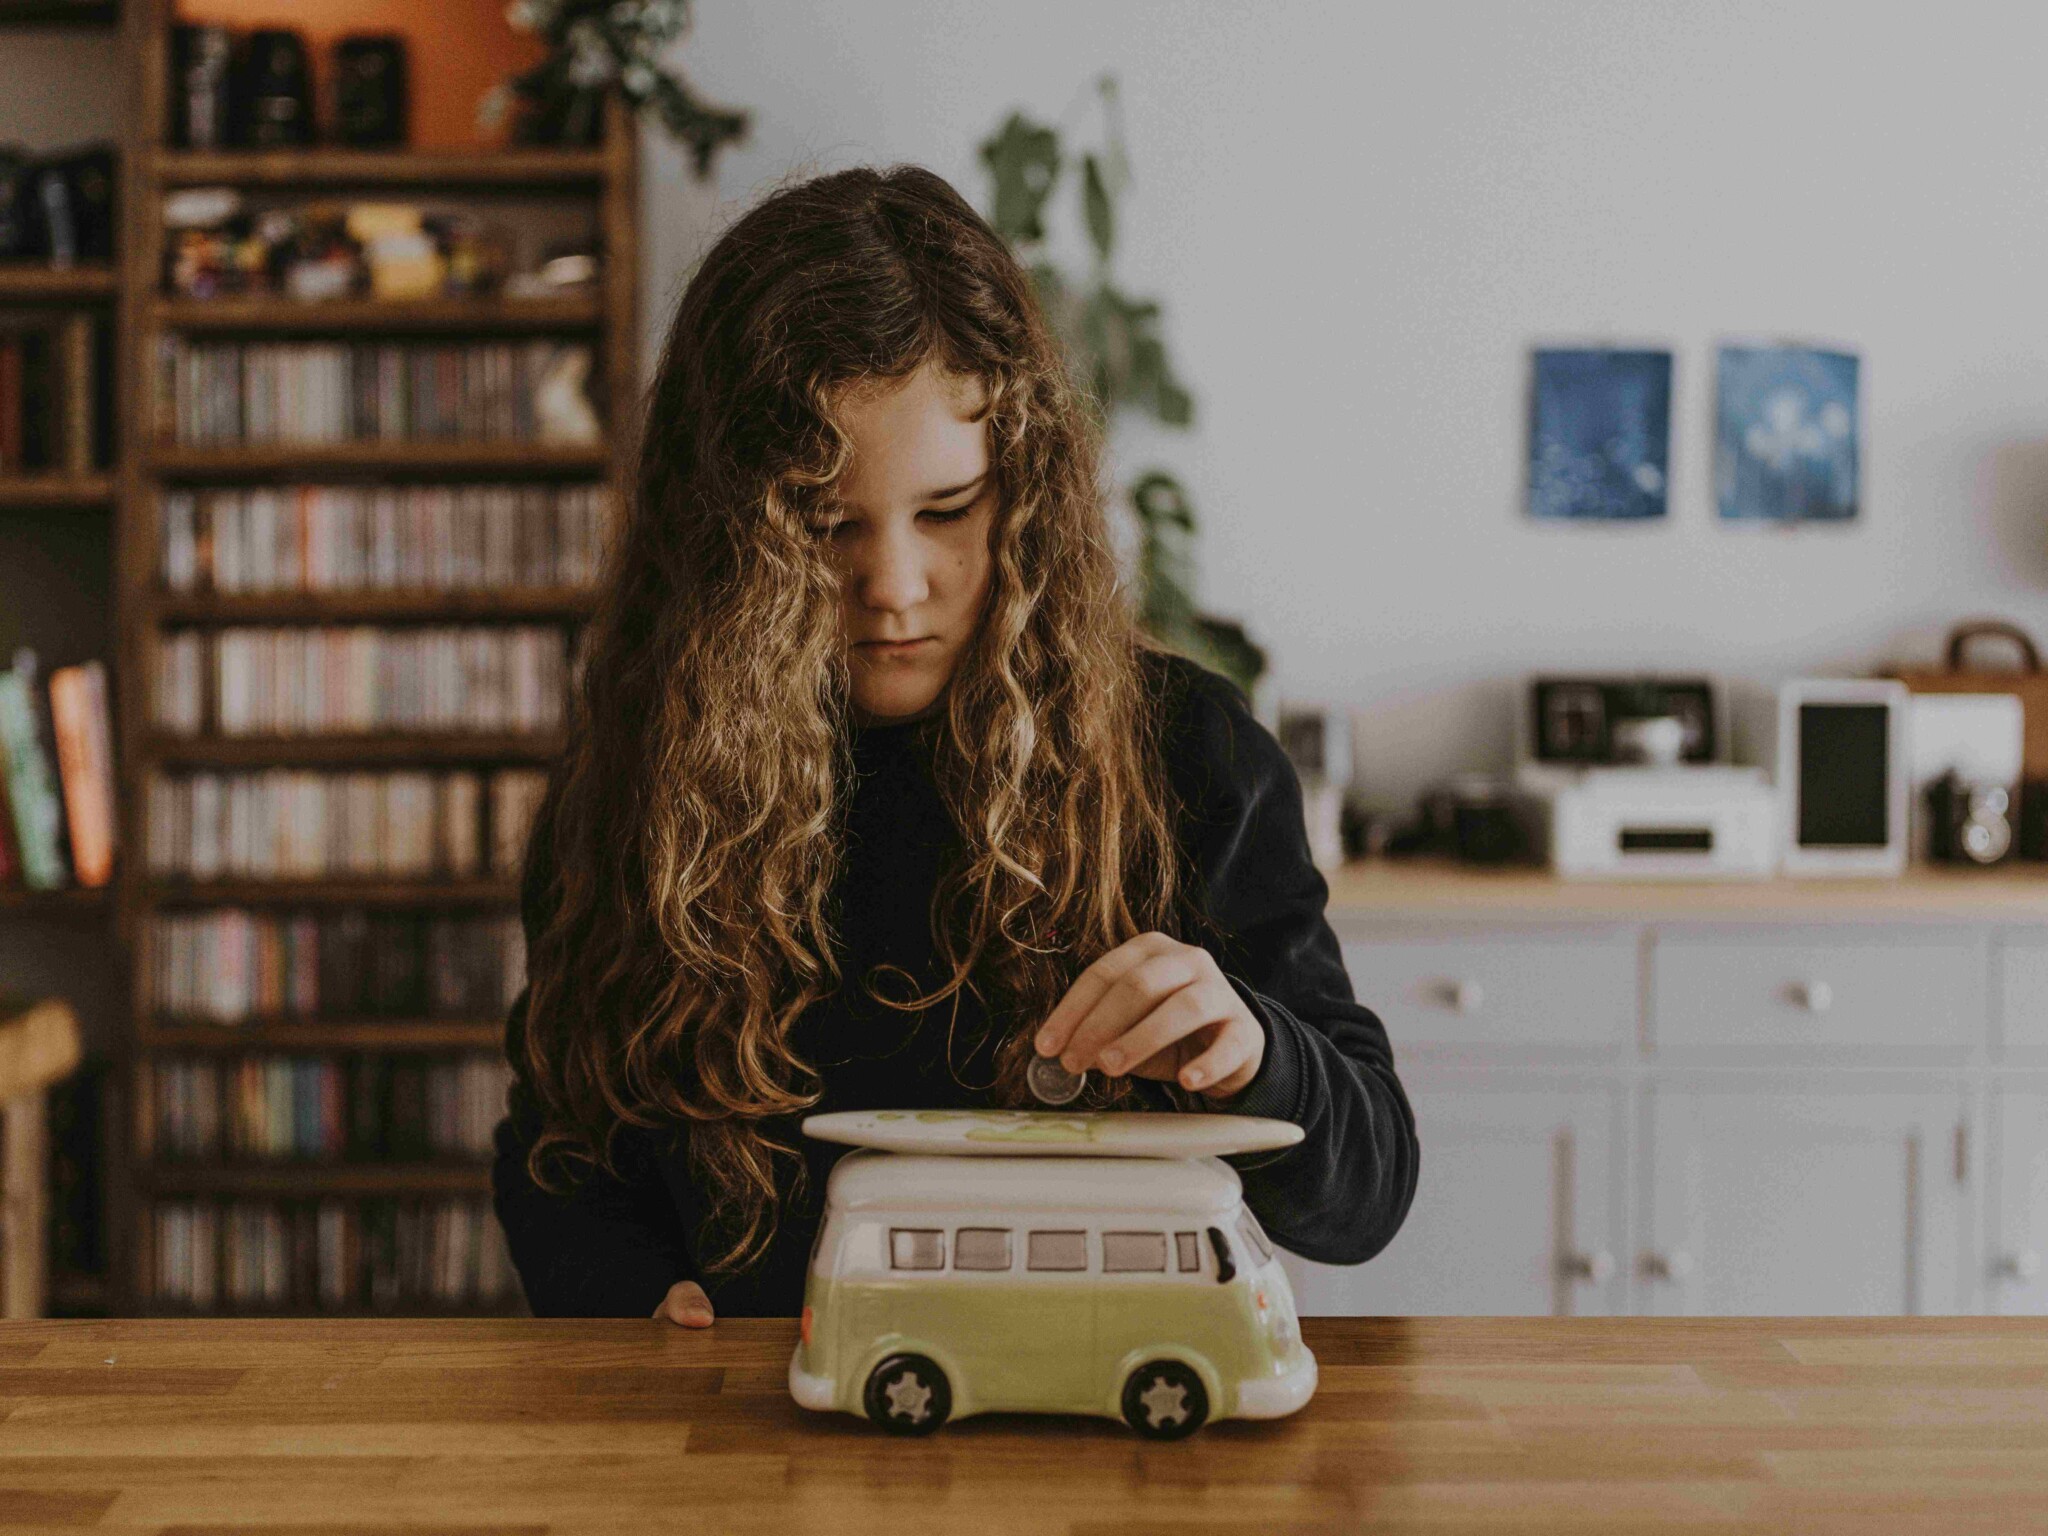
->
[113, 0, 639, 1315]
[1284, 858, 2048, 1322]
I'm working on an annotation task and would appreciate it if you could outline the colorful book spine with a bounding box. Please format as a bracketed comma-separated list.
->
[0, 651, 71, 889]
[48, 659, 116, 887]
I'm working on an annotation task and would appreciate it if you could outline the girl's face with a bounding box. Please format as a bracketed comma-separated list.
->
[825, 360, 997, 726]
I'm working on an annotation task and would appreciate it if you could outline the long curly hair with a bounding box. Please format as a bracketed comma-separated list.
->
[517, 164, 1188, 1274]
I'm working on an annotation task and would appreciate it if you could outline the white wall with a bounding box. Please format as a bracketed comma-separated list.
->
[650, 0, 2048, 807]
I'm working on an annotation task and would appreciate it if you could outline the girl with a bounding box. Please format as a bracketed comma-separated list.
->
[492, 165, 1418, 1325]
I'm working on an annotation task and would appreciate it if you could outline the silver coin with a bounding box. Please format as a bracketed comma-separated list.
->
[1026, 1053, 1087, 1106]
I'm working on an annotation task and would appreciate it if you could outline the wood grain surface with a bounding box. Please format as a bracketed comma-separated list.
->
[3, 1316, 2048, 1533]
[1325, 855, 2048, 923]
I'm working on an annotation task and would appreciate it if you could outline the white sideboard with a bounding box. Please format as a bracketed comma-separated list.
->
[1279, 860, 2048, 1318]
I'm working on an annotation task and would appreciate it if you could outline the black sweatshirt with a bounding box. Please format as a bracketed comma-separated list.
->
[491, 649, 1419, 1317]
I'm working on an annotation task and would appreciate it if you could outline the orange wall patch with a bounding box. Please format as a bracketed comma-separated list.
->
[175, 0, 548, 149]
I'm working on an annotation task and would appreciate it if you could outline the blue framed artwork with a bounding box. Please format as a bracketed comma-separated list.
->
[1527, 348, 1672, 521]
[1715, 345, 1859, 522]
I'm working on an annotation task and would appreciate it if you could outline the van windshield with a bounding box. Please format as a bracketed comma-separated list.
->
[1235, 1210, 1274, 1265]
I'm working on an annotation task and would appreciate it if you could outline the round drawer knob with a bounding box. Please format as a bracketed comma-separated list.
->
[1434, 979, 1484, 1015]
[1640, 1249, 1694, 1282]
[1789, 980, 1834, 1014]
[1999, 1250, 2042, 1282]
[1561, 1249, 1615, 1284]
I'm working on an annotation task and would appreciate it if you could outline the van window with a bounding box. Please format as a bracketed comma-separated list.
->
[1026, 1230, 1088, 1271]
[890, 1228, 945, 1270]
[1175, 1231, 1202, 1272]
[954, 1227, 1012, 1271]
[1102, 1231, 1167, 1272]
[1235, 1211, 1274, 1264]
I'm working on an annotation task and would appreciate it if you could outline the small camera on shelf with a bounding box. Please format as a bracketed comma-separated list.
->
[1926, 769, 2014, 866]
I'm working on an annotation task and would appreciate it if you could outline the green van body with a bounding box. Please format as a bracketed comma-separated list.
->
[787, 1148, 1317, 1429]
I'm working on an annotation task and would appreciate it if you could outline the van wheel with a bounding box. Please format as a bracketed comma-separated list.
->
[1122, 1359, 1209, 1440]
[863, 1353, 951, 1436]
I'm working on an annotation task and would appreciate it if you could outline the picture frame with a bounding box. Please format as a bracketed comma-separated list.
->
[1776, 678, 1909, 877]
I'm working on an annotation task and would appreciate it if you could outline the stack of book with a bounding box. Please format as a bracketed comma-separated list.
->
[0, 312, 106, 475]
[144, 766, 547, 881]
[159, 484, 611, 592]
[139, 1052, 512, 1162]
[154, 625, 571, 736]
[152, 1196, 518, 1311]
[0, 649, 115, 891]
[157, 339, 599, 446]
[150, 908, 525, 1024]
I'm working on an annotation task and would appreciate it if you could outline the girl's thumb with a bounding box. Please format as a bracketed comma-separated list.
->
[655, 1280, 715, 1328]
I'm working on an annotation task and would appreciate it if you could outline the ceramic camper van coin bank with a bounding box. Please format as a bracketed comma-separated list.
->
[788, 1109, 1318, 1439]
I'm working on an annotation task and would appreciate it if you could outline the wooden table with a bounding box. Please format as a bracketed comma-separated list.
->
[4, 1317, 2048, 1532]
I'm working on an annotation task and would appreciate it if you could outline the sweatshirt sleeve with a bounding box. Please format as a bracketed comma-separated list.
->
[1159, 654, 1420, 1267]
[489, 787, 694, 1317]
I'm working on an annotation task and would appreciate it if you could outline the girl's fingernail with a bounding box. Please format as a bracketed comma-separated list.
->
[1184, 1067, 1205, 1087]
[1034, 1033, 1053, 1053]
[1100, 1050, 1122, 1072]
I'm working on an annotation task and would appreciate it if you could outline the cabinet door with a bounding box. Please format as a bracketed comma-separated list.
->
[1638, 1083, 1969, 1317]
[1278, 1079, 1624, 1317]
[1987, 1089, 2048, 1314]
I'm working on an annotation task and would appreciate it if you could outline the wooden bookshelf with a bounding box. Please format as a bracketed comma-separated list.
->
[0, 0, 124, 1325]
[0, 884, 111, 914]
[139, 1163, 492, 1197]
[156, 146, 608, 189]
[146, 878, 524, 908]
[0, 1, 116, 27]
[0, 473, 115, 508]
[149, 443, 611, 478]
[114, 0, 638, 1315]
[147, 732, 569, 768]
[152, 294, 603, 334]
[154, 588, 596, 623]
[0, 264, 118, 299]
[141, 1019, 502, 1052]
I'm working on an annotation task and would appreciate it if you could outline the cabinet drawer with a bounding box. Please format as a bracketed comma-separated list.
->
[1650, 930, 1985, 1055]
[1998, 940, 2048, 1057]
[1337, 931, 1637, 1049]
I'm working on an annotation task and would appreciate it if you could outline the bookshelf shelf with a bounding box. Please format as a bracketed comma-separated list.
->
[149, 443, 610, 479]
[153, 294, 604, 334]
[149, 732, 566, 768]
[154, 588, 597, 623]
[141, 1019, 504, 1052]
[148, 878, 523, 908]
[0, 474, 115, 509]
[0, 2, 116, 27]
[0, 883, 111, 913]
[140, 1161, 493, 1196]
[156, 147, 608, 190]
[0, 263, 118, 300]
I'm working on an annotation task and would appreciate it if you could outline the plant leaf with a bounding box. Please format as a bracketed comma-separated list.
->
[979, 112, 1061, 244]
[1082, 152, 1114, 265]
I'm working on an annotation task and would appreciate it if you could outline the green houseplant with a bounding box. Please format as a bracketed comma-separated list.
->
[978, 76, 1266, 696]
[490, 0, 747, 172]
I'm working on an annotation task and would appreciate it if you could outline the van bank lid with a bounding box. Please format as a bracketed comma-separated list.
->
[800, 1109, 1304, 1160]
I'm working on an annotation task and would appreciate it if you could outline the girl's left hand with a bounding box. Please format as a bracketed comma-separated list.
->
[1034, 932, 1265, 1102]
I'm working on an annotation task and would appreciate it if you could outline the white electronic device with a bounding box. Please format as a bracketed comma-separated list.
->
[1774, 678, 1910, 878]
[1514, 761, 1780, 879]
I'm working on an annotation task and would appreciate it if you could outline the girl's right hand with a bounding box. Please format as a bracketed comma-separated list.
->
[653, 1279, 715, 1327]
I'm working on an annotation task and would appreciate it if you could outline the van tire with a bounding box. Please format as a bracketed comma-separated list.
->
[1121, 1359, 1209, 1440]
[863, 1353, 951, 1436]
